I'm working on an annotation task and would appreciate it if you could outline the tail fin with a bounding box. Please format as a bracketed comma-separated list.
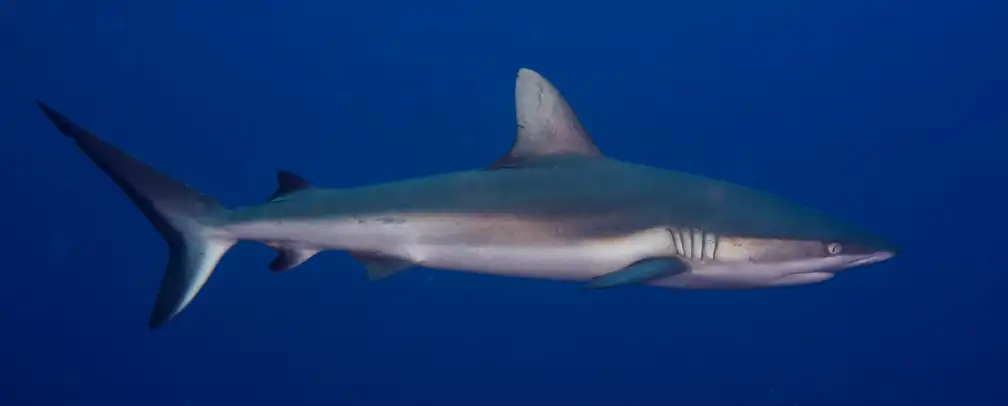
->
[37, 101, 236, 329]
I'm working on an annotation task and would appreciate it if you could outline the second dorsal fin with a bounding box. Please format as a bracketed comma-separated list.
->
[267, 170, 312, 202]
[490, 68, 603, 169]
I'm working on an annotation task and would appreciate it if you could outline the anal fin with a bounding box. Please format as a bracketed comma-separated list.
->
[583, 257, 689, 290]
[350, 252, 416, 281]
[269, 248, 320, 271]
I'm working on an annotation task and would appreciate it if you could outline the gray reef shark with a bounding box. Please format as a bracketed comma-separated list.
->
[37, 68, 896, 329]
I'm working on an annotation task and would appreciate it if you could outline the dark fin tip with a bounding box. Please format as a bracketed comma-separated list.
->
[36, 100, 86, 139]
[267, 170, 312, 202]
[148, 311, 169, 330]
[269, 253, 294, 272]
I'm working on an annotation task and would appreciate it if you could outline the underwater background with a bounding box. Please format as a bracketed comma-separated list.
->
[1, 0, 1006, 405]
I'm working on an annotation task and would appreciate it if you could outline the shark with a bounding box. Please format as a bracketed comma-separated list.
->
[37, 68, 896, 329]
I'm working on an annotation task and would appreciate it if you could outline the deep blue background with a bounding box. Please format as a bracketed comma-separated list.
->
[2, 0, 1006, 405]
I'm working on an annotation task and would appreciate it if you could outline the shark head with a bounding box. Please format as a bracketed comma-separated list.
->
[662, 202, 897, 288]
[695, 187, 899, 278]
[711, 235, 896, 276]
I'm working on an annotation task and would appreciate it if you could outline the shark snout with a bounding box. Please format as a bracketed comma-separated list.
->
[832, 231, 898, 270]
[847, 250, 895, 267]
[827, 243, 896, 274]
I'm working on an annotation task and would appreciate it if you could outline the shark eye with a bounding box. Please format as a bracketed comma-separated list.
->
[826, 243, 843, 255]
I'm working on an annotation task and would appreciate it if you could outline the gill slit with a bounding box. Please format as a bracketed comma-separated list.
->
[668, 227, 718, 261]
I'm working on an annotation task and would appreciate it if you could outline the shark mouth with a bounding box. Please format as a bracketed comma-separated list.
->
[846, 251, 896, 267]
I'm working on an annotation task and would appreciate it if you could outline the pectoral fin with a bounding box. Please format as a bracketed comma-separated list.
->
[583, 258, 689, 290]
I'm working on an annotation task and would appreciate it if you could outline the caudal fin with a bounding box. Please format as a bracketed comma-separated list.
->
[37, 101, 236, 329]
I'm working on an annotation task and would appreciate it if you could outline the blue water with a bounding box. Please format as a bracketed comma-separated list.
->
[2, 1, 1006, 405]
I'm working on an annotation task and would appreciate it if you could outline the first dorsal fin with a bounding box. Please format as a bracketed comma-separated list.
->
[267, 170, 312, 202]
[490, 68, 603, 169]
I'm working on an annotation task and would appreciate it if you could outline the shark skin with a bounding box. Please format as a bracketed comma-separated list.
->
[37, 68, 896, 329]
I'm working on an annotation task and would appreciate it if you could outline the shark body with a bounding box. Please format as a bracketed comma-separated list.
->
[38, 68, 896, 329]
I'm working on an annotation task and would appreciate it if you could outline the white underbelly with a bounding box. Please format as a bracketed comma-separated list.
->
[652, 264, 835, 289]
[229, 218, 834, 289]
[414, 241, 834, 289]
[404, 227, 678, 281]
